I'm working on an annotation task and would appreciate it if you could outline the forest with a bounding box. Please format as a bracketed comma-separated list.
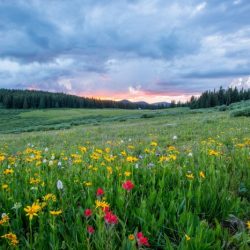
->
[0, 89, 158, 109]
[0, 87, 249, 110]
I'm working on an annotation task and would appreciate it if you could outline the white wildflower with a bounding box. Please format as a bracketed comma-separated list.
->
[12, 202, 22, 210]
[57, 180, 63, 190]
[1, 213, 7, 218]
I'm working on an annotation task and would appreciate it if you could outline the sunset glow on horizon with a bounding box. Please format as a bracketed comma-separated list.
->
[75, 90, 199, 103]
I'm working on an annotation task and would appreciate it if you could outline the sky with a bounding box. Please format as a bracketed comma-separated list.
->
[0, 0, 250, 103]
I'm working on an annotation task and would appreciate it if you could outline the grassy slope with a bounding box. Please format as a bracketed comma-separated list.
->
[0, 108, 194, 133]
[0, 107, 249, 152]
[0, 108, 158, 133]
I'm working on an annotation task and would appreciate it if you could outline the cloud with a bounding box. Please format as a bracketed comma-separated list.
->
[230, 76, 250, 89]
[233, 0, 242, 5]
[192, 1, 207, 16]
[0, 0, 250, 102]
[129, 85, 142, 95]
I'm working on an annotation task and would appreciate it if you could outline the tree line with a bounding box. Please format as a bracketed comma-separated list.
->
[187, 87, 250, 109]
[0, 89, 163, 109]
[0, 87, 249, 110]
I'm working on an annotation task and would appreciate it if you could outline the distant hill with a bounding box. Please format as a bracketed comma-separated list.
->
[119, 99, 153, 108]
[119, 99, 170, 107]
[152, 101, 171, 107]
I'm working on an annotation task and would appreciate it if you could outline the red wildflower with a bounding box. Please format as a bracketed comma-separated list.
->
[84, 209, 92, 218]
[122, 180, 134, 191]
[96, 188, 104, 196]
[137, 232, 150, 247]
[87, 225, 95, 234]
[104, 211, 118, 225]
[102, 206, 110, 213]
[137, 232, 144, 239]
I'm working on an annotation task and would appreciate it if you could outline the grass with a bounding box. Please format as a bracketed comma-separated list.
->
[230, 107, 250, 117]
[229, 100, 250, 110]
[0, 106, 249, 249]
[0, 108, 188, 134]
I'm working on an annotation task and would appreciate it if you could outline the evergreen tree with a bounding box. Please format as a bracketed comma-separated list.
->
[23, 98, 28, 109]
[187, 86, 250, 109]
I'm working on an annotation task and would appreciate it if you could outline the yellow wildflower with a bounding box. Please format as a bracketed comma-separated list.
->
[150, 141, 158, 147]
[24, 202, 41, 220]
[208, 149, 220, 156]
[95, 149, 103, 154]
[91, 152, 101, 160]
[2, 184, 8, 190]
[185, 234, 191, 241]
[126, 156, 138, 162]
[186, 173, 194, 180]
[84, 181, 92, 187]
[43, 193, 57, 202]
[36, 161, 42, 167]
[95, 200, 109, 209]
[79, 146, 87, 153]
[159, 156, 169, 162]
[167, 146, 177, 151]
[0, 155, 6, 161]
[3, 169, 14, 175]
[169, 154, 177, 161]
[121, 150, 127, 156]
[124, 171, 131, 177]
[107, 166, 113, 174]
[50, 210, 62, 216]
[128, 234, 135, 241]
[30, 177, 41, 185]
[199, 171, 205, 179]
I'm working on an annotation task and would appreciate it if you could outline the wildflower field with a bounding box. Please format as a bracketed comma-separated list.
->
[0, 107, 249, 249]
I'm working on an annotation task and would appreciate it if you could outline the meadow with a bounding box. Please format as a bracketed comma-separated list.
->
[0, 105, 249, 249]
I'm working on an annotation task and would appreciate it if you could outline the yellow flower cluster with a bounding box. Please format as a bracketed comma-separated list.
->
[3, 169, 14, 175]
[43, 193, 57, 202]
[126, 156, 138, 162]
[208, 149, 221, 156]
[1, 232, 19, 246]
[0, 214, 9, 225]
